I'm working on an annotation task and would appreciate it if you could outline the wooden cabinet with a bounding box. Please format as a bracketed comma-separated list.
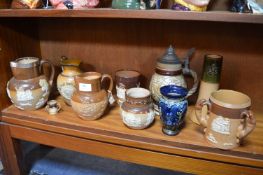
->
[0, 2, 263, 175]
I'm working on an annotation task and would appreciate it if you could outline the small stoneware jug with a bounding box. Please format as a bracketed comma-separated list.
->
[57, 56, 82, 105]
[149, 45, 198, 113]
[120, 88, 155, 129]
[196, 89, 256, 150]
[159, 85, 188, 136]
[45, 100, 61, 115]
[71, 72, 113, 120]
[7, 57, 54, 110]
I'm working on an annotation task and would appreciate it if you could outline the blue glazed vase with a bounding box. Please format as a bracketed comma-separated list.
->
[159, 85, 188, 136]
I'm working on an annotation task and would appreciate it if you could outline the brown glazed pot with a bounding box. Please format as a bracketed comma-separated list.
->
[7, 57, 54, 110]
[115, 70, 140, 105]
[196, 89, 256, 150]
[120, 88, 155, 129]
[71, 72, 113, 120]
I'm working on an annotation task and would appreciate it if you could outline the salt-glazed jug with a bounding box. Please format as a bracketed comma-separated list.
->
[149, 45, 198, 112]
[71, 72, 113, 120]
[7, 57, 54, 110]
[57, 56, 82, 105]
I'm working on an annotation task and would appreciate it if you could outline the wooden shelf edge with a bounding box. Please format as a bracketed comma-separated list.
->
[0, 9, 262, 24]
[1, 104, 263, 169]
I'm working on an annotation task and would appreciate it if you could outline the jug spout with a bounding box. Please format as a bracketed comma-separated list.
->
[10, 57, 41, 80]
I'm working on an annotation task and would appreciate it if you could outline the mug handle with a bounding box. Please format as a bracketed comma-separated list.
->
[183, 68, 199, 98]
[101, 74, 113, 93]
[237, 110, 256, 140]
[195, 99, 211, 128]
[40, 59, 55, 86]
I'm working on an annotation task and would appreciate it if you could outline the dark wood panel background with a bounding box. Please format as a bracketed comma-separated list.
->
[38, 19, 263, 112]
[0, 19, 41, 110]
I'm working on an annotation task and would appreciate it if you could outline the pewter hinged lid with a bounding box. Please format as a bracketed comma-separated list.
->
[156, 45, 182, 71]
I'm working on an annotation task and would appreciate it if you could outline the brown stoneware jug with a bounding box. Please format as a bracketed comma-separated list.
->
[71, 72, 113, 120]
[7, 57, 55, 110]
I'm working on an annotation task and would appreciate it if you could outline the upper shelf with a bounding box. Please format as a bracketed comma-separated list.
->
[0, 9, 263, 24]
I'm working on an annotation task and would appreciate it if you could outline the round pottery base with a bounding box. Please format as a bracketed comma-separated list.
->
[162, 128, 180, 136]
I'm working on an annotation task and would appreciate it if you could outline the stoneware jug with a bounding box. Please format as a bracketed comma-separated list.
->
[195, 89, 256, 150]
[159, 85, 188, 136]
[149, 45, 198, 112]
[120, 87, 155, 129]
[7, 57, 54, 110]
[57, 56, 82, 105]
[71, 72, 113, 120]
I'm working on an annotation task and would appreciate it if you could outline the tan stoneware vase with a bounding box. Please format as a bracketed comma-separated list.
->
[57, 57, 82, 105]
[195, 89, 256, 150]
[71, 72, 113, 120]
[120, 88, 155, 129]
[7, 57, 54, 110]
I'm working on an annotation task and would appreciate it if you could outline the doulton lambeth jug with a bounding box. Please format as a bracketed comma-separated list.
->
[71, 72, 113, 120]
[57, 56, 82, 105]
[149, 46, 198, 112]
[7, 57, 54, 110]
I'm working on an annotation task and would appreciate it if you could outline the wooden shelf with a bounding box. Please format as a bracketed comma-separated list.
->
[0, 9, 263, 24]
[2, 97, 263, 169]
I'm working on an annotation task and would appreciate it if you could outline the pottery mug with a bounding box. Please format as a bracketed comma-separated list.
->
[115, 70, 140, 105]
[195, 89, 256, 150]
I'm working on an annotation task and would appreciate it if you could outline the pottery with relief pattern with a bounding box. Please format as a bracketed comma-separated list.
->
[149, 45, 198, 113]
[120, 88, 155, 129]
[7, 57, 54, 110]
[71, 72, 113, 120]
[195, 89, 256, 150]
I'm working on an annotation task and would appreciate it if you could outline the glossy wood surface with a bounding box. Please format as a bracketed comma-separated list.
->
[0, 9, 262, 23]
[2, 98, 263, 169]
[0, 124, 22, 175]
[5, 123, 263, 175]
[38, 19, 263, 112]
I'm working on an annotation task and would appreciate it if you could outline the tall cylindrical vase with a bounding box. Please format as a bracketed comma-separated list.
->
[190, 54, 223, 124]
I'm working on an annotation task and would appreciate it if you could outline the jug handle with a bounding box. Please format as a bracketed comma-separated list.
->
[101, 74, 113, 93]
[40, 59, 55, 86]
[237, 110, 256, 141]
[183, 68, 199, 98]
[195, 99, 211, 128]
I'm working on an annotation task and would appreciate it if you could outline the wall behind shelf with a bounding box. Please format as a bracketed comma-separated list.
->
[37, 18, 263, 112]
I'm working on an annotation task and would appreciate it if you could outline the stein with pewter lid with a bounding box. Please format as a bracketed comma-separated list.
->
[149, 45, 198, 113]
[7, 57, 54, 110]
